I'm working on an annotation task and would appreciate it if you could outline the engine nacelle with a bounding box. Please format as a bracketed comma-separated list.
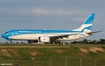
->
[39, 36, 50, 42]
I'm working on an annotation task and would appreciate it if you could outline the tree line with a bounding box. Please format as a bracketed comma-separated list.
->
[4, 39, 105, 44]
[70, 39, 105, 44]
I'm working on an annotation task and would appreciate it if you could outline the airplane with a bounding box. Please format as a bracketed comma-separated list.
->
[1, 13, 102, 44]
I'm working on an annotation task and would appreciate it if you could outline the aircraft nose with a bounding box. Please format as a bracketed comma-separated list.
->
[1, 33, 11, 41]
[1, 34, 7, 39]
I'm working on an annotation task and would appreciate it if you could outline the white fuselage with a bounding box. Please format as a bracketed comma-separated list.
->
[9, 33, 90, 41]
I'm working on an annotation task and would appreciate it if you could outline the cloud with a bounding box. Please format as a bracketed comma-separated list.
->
[17, 7, 92, 22]
[33, 9, 52, 16]
[32, 8, 89, 16]
[0, 7, 86, 16]
[0, 7, 103, 23]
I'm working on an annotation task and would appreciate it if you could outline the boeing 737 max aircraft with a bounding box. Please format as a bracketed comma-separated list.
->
[1, 13, 102, 43]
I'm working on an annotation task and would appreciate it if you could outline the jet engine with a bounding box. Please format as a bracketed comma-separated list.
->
[39, 36, 50, 42]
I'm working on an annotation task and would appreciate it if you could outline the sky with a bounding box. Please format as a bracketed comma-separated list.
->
[0, 0, 105, 43]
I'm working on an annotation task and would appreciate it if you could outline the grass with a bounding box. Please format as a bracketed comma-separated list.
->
[0, 44, 105, 66]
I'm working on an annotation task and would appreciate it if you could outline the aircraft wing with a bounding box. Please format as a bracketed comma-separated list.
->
[49, 30, 103, 40]
[50, 34, 78, 40]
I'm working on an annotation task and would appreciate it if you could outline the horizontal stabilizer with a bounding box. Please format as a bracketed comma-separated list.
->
[86, 30, 103, 34]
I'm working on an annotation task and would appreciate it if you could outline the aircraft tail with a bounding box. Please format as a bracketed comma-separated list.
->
[74, 13, 95, 32]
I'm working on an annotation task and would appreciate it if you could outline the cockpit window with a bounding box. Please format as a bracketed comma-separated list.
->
[5, 32, 10, 34]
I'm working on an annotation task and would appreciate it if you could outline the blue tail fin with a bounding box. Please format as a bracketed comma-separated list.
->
[83, 13, 95, 24]
[74, 13, 95, 32]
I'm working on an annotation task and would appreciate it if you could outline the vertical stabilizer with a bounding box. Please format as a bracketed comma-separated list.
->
[74, 13, 95, 32]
